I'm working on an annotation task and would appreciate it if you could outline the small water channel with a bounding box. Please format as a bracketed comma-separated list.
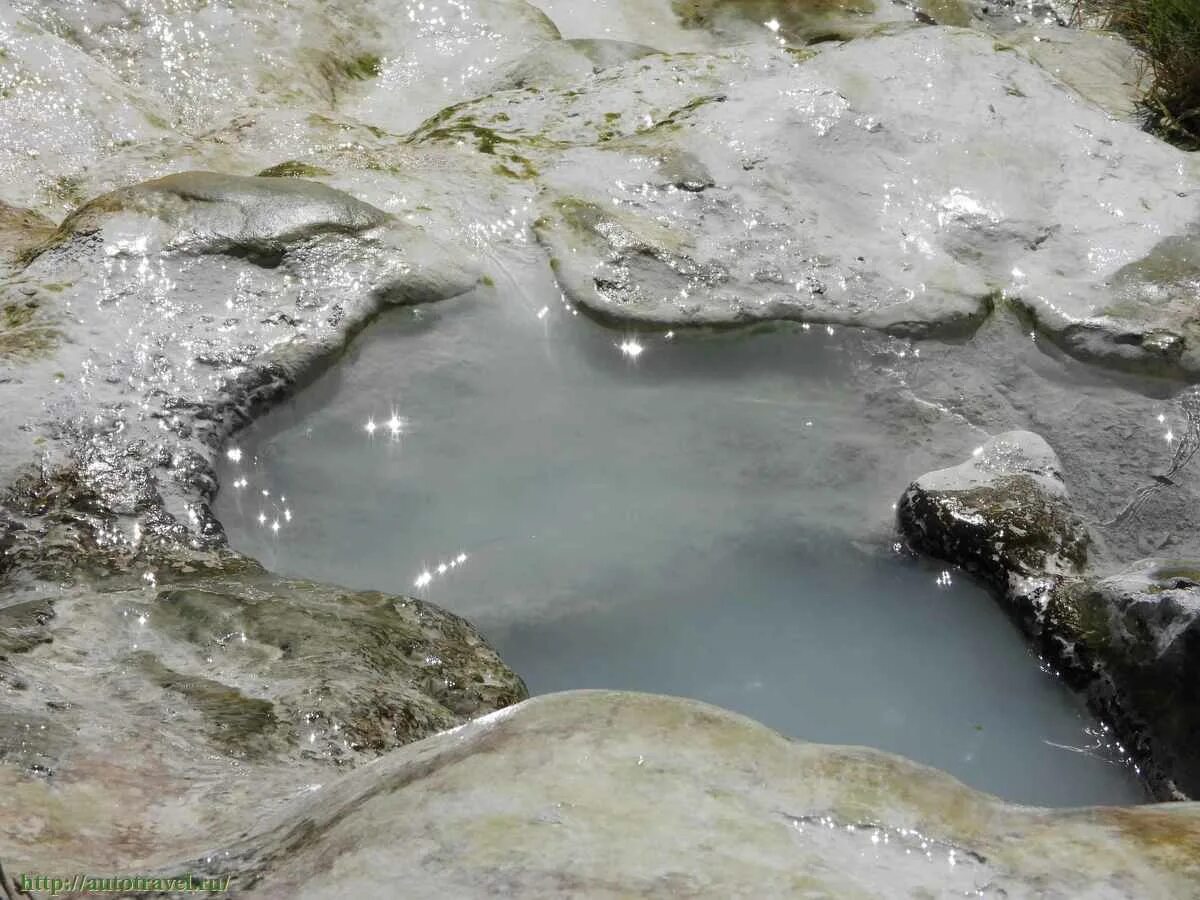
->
[216, 272, 1147, 807]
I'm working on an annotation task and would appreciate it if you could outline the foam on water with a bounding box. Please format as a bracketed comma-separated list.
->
[216, 270, 1147, 807]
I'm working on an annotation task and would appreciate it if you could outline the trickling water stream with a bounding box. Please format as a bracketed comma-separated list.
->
[216, 269, 1147, 807]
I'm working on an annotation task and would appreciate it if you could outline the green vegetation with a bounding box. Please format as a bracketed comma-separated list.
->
[135, 651, 280, 757]
[917, 0, 971, 26]
[1045, 581, 1113, 653]
[673, 0, 877, 30]
[412, 116, 519, 155]
[331, 53, 383, 81]
[629, 94, 728, 138]
[311, 52, 384, 104]
[256, 161, 333, 179]
[1, 301, 58, 358]
[1078, 0, 1200, 149]
[48, 174, 85, 208]
[143, 110, 170, 130]
[784, 46, 819, 61]
[493, 158, 539, 179]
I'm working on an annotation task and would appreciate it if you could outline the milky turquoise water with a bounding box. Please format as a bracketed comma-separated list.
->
[216, 276, 1147, 806]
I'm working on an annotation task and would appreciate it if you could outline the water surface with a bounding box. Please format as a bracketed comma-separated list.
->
[217, 275, 1146, 806]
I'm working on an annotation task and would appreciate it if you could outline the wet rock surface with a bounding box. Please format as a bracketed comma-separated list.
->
[898, 430, 1090, 596]
[1051, 560, 1200, 798]
[148, 693, 1200, 899]
[0, 204, 53, 274]
[0, 0, 1198, 893]
[2, 3, 1193, 368]
[0, 167, 480, 536]
[0, 132, 508, 890]
[49, 171, 391, 257]
[417, 26, 1196, 361]
[0, 555, 526, 872]
[899, 433, 1200, 799]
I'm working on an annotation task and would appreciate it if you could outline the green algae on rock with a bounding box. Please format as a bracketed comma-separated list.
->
[0, 160, 507, 874]
[256, 161, 335, 179]
[0, 558, 527, 871]
[398, 29, 1197, 350]
[672, 0, 889, 45]
[1049, 560, 1200, 799]
[0, 291, 58, 360]
[1016, 225, 1200, 379]
[916, 0, 973, 26]
[4, 8, 1196, 372]
[0, 0, 1196, 894]
[0, 203, 55, 273]
[1005, 26, 1143, 120]
[0, 166, 480, 563]
[898, 431, 1090, 595]
[897, 433, 1200, 799]
[0, 204, 62, 358]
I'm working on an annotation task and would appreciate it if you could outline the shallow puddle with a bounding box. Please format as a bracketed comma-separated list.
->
[216, 274, 1147, 807]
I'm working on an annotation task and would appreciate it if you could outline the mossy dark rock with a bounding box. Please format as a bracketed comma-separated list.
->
[898, 430, 1089, 600]
[898, 435, 1200, 799]
[1050, 560, 1200, 798]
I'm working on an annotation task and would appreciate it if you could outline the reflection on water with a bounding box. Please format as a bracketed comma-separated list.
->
[216, 274, 1146, 807]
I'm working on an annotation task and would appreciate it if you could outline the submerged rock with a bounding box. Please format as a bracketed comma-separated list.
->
[255, 161, 335, 179]
[0, 556, 527, 870]
[967, 0, 1073, 30]
[144, 692, 1199, 898]
[0, 204, 58, 358]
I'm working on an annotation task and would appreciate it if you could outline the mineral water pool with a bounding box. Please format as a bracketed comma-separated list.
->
[215, 268, 1147, 807]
